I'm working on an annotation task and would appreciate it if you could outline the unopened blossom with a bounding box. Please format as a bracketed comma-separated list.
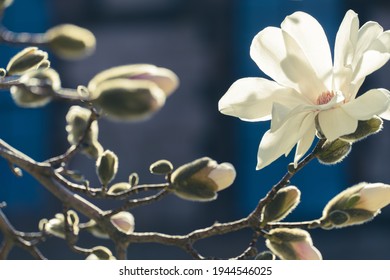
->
[354, 183, 390, 212]
[110, 211, 135, 235]
[171, 157, 236, 201]
[219, 10, 390, 169]
[321, 182, 390, 228]
[265, 228, 322, 260]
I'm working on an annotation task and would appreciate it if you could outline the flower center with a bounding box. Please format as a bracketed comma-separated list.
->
[316, 91, 335, 105]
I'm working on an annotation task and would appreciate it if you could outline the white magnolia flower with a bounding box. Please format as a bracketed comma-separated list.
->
[219, 10, 390, 169]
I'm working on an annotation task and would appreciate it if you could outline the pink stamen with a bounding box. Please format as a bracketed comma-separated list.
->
[316, 91, 335, 105]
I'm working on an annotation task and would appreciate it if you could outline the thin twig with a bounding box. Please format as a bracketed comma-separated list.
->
[46, 107, 99, 166]
[0, 26, 48, 46]
[54, 171, 169, 199]
[108, 189, 170, 216]
[247, 139, 326, 227]
[0, 209, 47, 259]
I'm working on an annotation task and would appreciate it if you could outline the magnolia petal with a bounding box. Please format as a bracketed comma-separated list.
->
[352, 29, 390, 82]
[355, 21, 384, 62]
[294, 122, 316, 165]
[353, 50, 390, 83]
[291, 240, 323, 260]
[281, 11, 333, 90]
[257, 110, 314, 169]
[356, 183, 390, 212]
[378, 30, 390, 52]
[334, 10, 359, 71]
[375, 86, 390, 121]
[342, 89, 390, 120]
[218, 77, 305, 121]
[318, 107, 358, 141]
[280, 31, 327, 102]
[250, 27, 300, 91]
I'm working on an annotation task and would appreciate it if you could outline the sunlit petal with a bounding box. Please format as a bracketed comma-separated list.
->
[257, 111, 315, 169]
[218, 77, 306, 121]
[318, 107, 358, 141]
[281, 11, 333, 90]
[342, 88, 390, 120]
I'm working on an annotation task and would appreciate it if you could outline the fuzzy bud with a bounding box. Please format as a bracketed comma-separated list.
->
[65, 105, 102, 159]
[87, 64, 179, 99]
[91, 78, 166, 121]
[171, 157, 236, 201]
[96, 150, 118, 186]
[107, 182, 131, 195]
[10, 68, 60, 108]
[129, 173, 139, 187]
[149, 159, 173, 175]
[45, 24, 96, 59]
[340, 117, 383, 142]
[39, 210, 79, 239]
[86, 246, 116, 260]
[255, 251, 276, 260]
[321, 182, 390, 229]
[315, 139, 351, 165]
[6, 47, 48, 76]
[262, 186, 301, 223]
[39, 214, 66, 239]
[265, 228, 322, 260]
[110, 211, 135, 235]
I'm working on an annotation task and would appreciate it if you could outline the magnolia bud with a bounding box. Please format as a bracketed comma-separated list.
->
[66, 210, 80, 236]
[107, 182, 131, 195]
[66, 106, 96, 144]
[10, 68, 60, 108]
[6, 47, 48, 75]
[39, 210, 79, 239]
[86, 246, 116, 260]
[65, 105, 102, 158]
[87, 64, 179, 99]
[265, 228, 322, 260]
[321, 182, 390, 228]
[340, 117, 383, 142]
[171, 157, 236, 201]
[91, 79, 166, 121]
[83, 141, 104, 159]
[39, 213, 66, 239]
[129, 173, 139, 187]
[0, 0, 13, 9]
[45, 24, 96, 59]
[255, 251, 276, 260]
[96, 150, 118, 186]
[10, 85, 51, 108]
[20, 68, 61, 90]
[315, 139, 351, 165]
[110, 211, 135, 235]
[149, 159, 173, 175]
[37, 59, 51, 69]
[262, 186, 301, 223]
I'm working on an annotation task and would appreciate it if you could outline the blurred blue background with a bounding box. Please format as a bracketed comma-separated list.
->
[0, 0, 389, 259]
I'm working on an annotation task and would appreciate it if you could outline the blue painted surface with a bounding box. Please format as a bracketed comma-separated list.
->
[231, 0, 349, 219]
[0, 0, 51, 213]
